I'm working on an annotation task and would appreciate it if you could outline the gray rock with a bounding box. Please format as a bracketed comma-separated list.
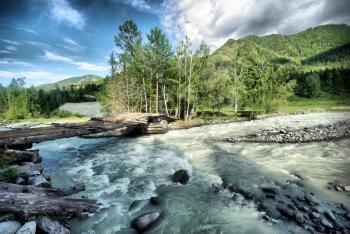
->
[310, 212, 320, 219]
[37, 216, 70, 234]
[27, 175, 50, 187]
[321, 218, 333, 229]
[277, 205, 295, 218]
[16, 177, 26, 185]
[260, 185, 279, 195]
[172, 170, 189, 185]
[0, 221, 21, 234]
[305, 194, 320, 205]
[324, 210, 336, 222]
[131, 211, 162, 233]
[294, 212, 304, 224]
[16, 221, 36, 234]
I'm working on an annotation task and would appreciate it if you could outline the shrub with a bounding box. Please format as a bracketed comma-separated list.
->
[299, 73, 322, 98]
[49, 109, 81, 118]
[4, 167, 18, 183]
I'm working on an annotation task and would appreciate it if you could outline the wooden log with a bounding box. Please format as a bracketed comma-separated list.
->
[0, 192, 99, 219]
[0, 182, 85, 197]
[0, 149, 40, 164]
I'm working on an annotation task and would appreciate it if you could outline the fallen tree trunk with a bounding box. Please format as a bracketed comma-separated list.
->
[0, 182, 85, 197]
[0, 149, 41, 164]
[0, 192, 99, 219]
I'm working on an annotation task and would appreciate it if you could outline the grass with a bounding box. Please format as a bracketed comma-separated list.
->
[282, 93, 350, 113]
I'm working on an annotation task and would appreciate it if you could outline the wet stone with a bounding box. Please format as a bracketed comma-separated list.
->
[278, 205, 295, 218]
[324, 210, 336, 222]
[310, 212, 320, 219]
[321, 218, 333, 229]
[294, 212, 304, 224]
[305, 194, 320, 205]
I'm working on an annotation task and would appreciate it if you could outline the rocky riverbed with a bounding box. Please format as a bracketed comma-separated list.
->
[226, 120, 350, 143]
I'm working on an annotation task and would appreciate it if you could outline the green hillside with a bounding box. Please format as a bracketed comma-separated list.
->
[37, 75, 104, 91]
[213, 24, 350, 69]
[211, 24, 350, 99]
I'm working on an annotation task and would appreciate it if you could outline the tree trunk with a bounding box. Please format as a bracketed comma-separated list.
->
[0, 192, 99, 219]
[0, 149, 41, 164]
[149, 82, 152, 113]
[186, 55, 192, 121]
[155, 73, 159, 113]
[162, 84, 169, 116]
[142, 77, 148, 113]
[0, 182, 85, 197]
[176, 56, 181, 118]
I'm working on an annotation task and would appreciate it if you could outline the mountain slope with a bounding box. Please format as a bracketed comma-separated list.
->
[37, 75, 104, 91]
[212, 24, 350, 70]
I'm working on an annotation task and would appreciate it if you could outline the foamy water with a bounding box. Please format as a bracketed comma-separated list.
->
[33, 112, 350, 234]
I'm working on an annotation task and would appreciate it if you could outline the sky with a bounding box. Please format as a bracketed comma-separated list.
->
[0, 0, 349, 86]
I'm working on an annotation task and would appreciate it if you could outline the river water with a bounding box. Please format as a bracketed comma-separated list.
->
[33, 112, 350, 234]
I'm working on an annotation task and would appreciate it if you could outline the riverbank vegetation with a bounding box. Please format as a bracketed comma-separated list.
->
[0, 24, 349, 122]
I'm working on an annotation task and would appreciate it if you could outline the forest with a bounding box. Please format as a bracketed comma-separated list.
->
[0, 23, 349, 121]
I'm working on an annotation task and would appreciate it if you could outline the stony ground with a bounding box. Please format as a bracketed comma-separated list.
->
[226, 120, 350, 143]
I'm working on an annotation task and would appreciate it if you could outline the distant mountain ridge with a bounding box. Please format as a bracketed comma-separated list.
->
[37, 75, 104, 90]
[212, 24, 350, 70]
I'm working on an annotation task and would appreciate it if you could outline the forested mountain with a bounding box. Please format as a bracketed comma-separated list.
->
[213, 24, 350, 69]
[37, 75, 103, 91]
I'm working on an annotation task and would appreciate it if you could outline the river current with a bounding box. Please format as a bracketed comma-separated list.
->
[33, 112, 350, 234]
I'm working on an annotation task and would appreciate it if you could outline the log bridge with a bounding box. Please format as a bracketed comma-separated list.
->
[0, 113, 174, 232]
[0, 113, 175, 150]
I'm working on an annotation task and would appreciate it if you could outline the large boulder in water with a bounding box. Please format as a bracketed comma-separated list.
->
[0, 221, 21, 234]
[131, 211, 162, 233]
[172, 169, 189, 184]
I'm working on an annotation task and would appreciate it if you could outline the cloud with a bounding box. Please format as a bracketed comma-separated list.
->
[43, 50, 107, 72]
[62, 37, 83, 52]
[0, 39, 20, 46]
[26, 41, 51, 49]
[0, 58, 33, 67]
[116, 0, 158, 14]
[0, 50, 12, 54]
[5, 45, 17, 51]
[49, 0, 86, 30]
[161, 0, 350, 50]
[0, 69, 68, 85]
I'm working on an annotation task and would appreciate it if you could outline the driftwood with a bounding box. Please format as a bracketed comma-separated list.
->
[0, 114, 175, 150]
[0, 149, 41, 164]
[0, 182, 85, 197]
[0, 192, 99, 219]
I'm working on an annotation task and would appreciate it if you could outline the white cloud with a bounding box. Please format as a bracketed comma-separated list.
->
[0, 58, 33, 67]
[161, 0, 350, 50]
[43, 50, 107, 72]
[0, 69, 68, 85]
[50, 0, 86, 30]
[0, 50, 12, 54]
[116, 0, 158, 14]
[0, 39, 20, 46]
[26, 41, 51, 49]
[62, 37, 83, 52]
[5, 45, 17, 51]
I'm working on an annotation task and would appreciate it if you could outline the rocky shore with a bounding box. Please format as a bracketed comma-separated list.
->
[212, 177, 350, 234]
[226, 120, 350, 143]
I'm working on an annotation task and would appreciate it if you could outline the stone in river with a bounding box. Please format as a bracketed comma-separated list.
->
[131, 211, 162, 233]
[260, 185, 279, 195]
[277, 205, 295, 218]
[16, 221, 36, 234]
[321, 218, 333, 229]
[324, 210, 336, 222]
[0, 221, 21, 234]
[150, 197, 161, 205]
[172, 169, 189, 184]
[305, 194, 320, 205]
[294, 212, 304, 224]
[335, 185, 344, 191]
[343, 185, 350, 192]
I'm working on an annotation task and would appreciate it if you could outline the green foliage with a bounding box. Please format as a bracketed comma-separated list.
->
[4, 167, 18, 183]
[49, 109, 81, 118]
[298, 73, 322, 98]
[37, 75, 103, 91]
